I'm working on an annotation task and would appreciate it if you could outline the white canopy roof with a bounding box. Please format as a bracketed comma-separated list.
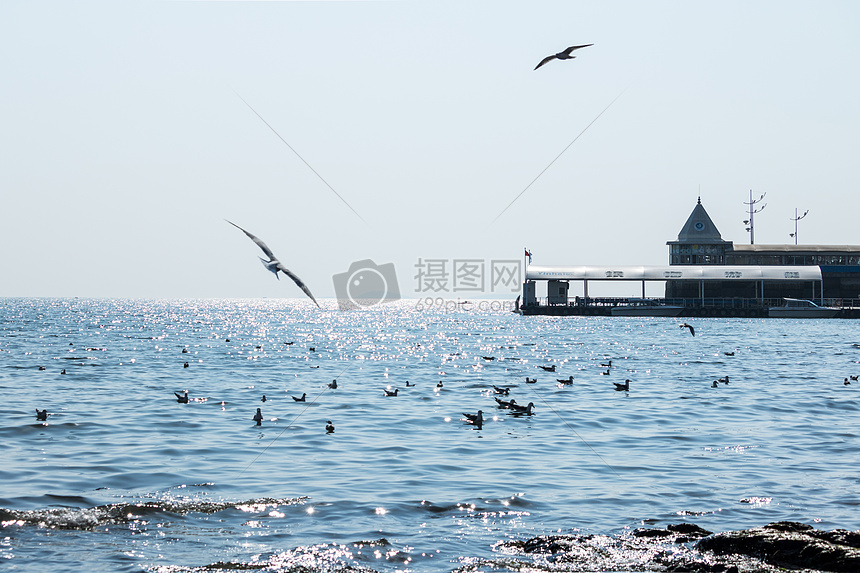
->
[525, 265, 823, 281]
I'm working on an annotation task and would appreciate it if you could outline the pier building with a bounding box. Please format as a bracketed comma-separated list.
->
[522, 198, 860, 317]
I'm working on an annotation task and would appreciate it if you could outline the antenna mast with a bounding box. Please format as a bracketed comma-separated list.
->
[743, 190, 766, 245]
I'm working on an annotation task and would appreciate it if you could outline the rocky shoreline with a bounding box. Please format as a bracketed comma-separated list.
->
[474, 521, 860, 572]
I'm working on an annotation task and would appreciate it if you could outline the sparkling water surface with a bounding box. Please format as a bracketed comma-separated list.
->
[2, 298, 859, 572]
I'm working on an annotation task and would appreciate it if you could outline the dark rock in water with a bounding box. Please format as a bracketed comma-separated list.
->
[633, 527, 676, 538]
[665, 563, 738, 572]
[517, 534, 590, 554]
[633, 523, 712, 542]
[669, 523, 713, 537]
[497, 522, 860, 572]
[696, 521, 860, 572]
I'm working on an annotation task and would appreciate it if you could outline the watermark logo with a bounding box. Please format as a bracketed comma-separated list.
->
[413, 258, 521, 294]
[333, 259, 401, 310]
[415, 297, 519, 313]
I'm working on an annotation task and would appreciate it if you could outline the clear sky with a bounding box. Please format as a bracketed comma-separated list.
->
[2, 0, 858, 299]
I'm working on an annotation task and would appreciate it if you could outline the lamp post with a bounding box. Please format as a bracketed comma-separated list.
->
[743, 190, 766, 245]
[790, 208, 809, 245]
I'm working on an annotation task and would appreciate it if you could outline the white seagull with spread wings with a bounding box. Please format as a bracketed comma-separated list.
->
[534, 43, 593, 70]
[226, 220, 320, 308]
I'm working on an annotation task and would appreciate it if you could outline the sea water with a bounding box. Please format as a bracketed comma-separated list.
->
[1, 297, 859, 572]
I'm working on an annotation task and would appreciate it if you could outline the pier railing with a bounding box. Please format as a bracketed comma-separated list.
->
[529, 296, 860, 310]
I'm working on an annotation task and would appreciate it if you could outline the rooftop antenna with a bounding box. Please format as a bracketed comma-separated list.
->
[790, 208, 809, 245]
[743, 189, 766, 244]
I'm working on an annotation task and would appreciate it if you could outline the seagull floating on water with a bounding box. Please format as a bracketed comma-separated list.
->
[253, 408, 264, 426]
[261, 395, 267, 402]
[492, 385, 510, 395]
[326, 420, 335, 433]
[680, 323, 696, 336]
[539, 365, 556, 372]
[35, 409, 48, 421]
[226, 220, 320, 308]
[557, 376, 574, 385]
[600, 360, 612, 368]
[525, 377, 537, 384]
[534, 44, 593, 70]
[463, 410, 483, 428]
[509, 402, 535, 415]
[614, 380, 630, 391]
[384, 388, 399, 397]
[494, 397, 517, 409]
[328, 380, 338, 389]
[174, 391, 189, 403]
[292, 393, 306, 402]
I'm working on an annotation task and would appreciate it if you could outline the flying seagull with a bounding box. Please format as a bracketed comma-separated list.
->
[680, 323, 696, 337]
[226, 220, 320, 308]
[534, 44, 593, 70]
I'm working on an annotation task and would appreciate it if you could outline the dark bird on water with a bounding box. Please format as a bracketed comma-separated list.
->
[509, 402, 535, 415]
[718, 376, 730, 385]
[328, 380, 338, 389]
[494, 397, 517, 409]
[183, 362, 189, 368]
[463, 410, 483, 428]
[261, 395, 267, 402]
[405, 381, 414, 387]
[680, 323, 696, 336]
[384, 388, 399, 397]
[292, 393, 306, 402]
[493, 385, 510, 395]
[539, 365, 556, 372]
[844, 378, 851, 385]
[226, 219, 320, 308]
[614, 380, 630, 391]
[525, 377, 537, 384]
[253, 408, 263, 426]
[724, 351, 735, 356]
[38, 366, 46, 371]
[175, 391, 189, 403]
[850, 375, 859, 381]
[534, 43, 593, 70]
[35, 409, 48, 421]
[436, 381, 443, 388]
[482, 356, 495, 361]
[600, 360, 612, 368]
[557, 376, 574, 385]
[326, 420, 335, 433]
